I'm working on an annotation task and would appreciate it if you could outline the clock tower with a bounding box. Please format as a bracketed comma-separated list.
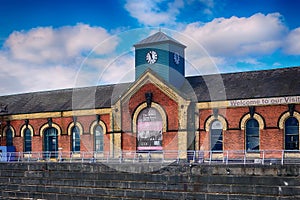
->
[134, 31, 186, 87]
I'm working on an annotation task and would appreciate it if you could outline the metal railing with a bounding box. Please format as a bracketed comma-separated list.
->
[1, 150, 300, 165]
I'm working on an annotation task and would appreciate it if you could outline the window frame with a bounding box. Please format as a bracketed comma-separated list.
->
[245, 118, 260, 151]
[284, 117, 299, 151]
[6, 128, 13, 146]
[94, 125, 104, 152]
[43, 127, 58, 152]
[71, 126, 80, 152]
[210, 120, 223, 151]
[24, 127, 32, 152]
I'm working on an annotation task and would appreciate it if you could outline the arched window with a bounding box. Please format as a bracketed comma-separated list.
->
[44, 127, 58, 153]
[24, 128, 32, 152]
[210, 120, 223, 151]
[94, 125, 104, 152]
[246, 119, 259, 151]
[71, 126, 80, 152]
[285, 117, 299, 150]
[6, 128, 13, 146]
[137, 107, 163, 151]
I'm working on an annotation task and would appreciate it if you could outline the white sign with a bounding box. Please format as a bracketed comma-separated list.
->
[229, 96, 300, 107]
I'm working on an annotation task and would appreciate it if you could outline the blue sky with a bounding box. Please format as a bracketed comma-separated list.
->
[0, 0, 300, 95]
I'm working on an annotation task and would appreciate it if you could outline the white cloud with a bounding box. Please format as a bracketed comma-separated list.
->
[98, 53, 135, 84]
[4, 24, 116, 64]
[75, 52, 134, 87]
[125, 0, 184, 26]
[1, 12, 299, 96]
[238, 58, 262, 65]
[170, 13, 290, 74]
[180, 13, 287, 57]
[284, 27, 300, 55]
[0, 54, 79, 94]
[0, 24, 120, 95]
[185, 56, 225, 75]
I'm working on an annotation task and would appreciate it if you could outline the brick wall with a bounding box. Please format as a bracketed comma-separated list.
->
[121, 82, 179, 151]
[1, 113, 111, 153]
[198, 104, 300, 152]
[0, 89, 299, 155]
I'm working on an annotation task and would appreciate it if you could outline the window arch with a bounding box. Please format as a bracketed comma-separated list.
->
[90, 120, 106, 152]
[21, 124, 33, 152]
[285, 117, 299, 150]
[40, 122, 61, 158]
[241, 113, 264, 151]
[67, 122, 83, 152]
[133, 102, 167, 133]
[40, 122, 62, 136]
[137, 107, 163, 151]
[3, 125, 15, 146]
[205, 115, 227, 132]
[245, 118, 259, 151]
[240, 113, 264, 130]
[210, 120, 223, 151]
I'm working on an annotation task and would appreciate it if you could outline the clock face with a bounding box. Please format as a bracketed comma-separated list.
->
[173, 52, 180, 65]
[146, 50, 158, 64]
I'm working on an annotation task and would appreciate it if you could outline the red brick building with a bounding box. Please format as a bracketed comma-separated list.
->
[0, 32, 299, 160]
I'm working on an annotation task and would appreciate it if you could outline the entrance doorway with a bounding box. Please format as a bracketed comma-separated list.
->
[44, 127, 58, 158]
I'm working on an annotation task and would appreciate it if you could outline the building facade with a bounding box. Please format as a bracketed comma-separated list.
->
[0, 32, 300, 160]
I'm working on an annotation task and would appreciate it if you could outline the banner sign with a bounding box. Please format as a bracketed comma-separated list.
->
[229, 96, 300, 107]
[137, 108, 163, 150]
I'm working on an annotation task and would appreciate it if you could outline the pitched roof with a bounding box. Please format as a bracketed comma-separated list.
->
[0, 84, 123, 115]
[0, 66, 299, 115]
[134, 31, 186, 48]
[187, 66, 300, 102]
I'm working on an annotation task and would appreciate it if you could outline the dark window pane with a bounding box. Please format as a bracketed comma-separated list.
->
[285, 117, 299, 150]
[94, 125, 103, 152]
[246, 119, 259, 151]
[24, 128, 32, 152]
[6, 128, 13, 146]
[44, 128, 58, 153]
[210, 120, 223, 151]
[72, 126, 80, 152]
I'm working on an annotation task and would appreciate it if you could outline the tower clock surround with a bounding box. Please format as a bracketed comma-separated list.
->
[134, 31, 186, 87]
[146, 50, 158, 64]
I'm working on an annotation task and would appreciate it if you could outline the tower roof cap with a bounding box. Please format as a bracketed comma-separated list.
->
[134, 31, 186, 48]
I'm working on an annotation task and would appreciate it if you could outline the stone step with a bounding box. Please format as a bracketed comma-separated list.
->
[1, 189, 164, 200]
[0, 163, 299, 199]
[1, 177, 300, 197]
[3, 174, 300, 189]
[2, 182, 299, 199]
[0, 198, 35, 200]
[1, 190, 29, 199]
[7, 169, 298, 187]
[190, 175, 300, 186]
[3, 188, 297, 200]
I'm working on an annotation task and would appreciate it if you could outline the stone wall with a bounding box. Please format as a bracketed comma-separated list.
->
[0, 162, 299, 199]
